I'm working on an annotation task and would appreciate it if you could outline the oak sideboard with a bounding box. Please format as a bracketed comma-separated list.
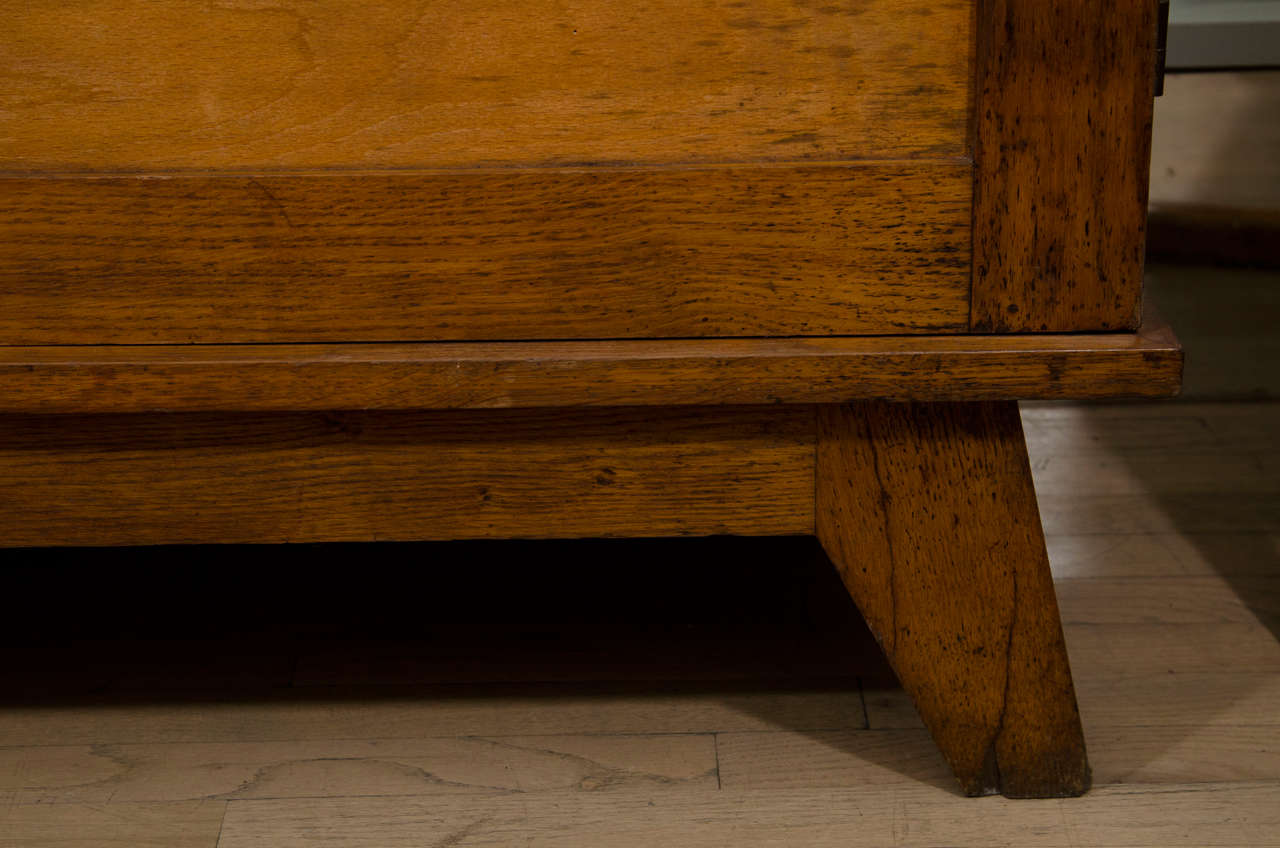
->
[0, 0, 1181, 798]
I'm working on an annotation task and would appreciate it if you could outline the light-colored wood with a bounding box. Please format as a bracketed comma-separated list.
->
[1022, 402, 1249, 456]
[868, 622, 1280, 724]
[0, 735, 717, 805]
[0, 406, 814, 548]
[866, 619, 1280, 728]
[1032, 453, 1280, 497]
[1021, 402, 1280, 538]
[0, 166, 971, 344]
[1073, 673, 1280, 730]
[1011, 412, 1280, 453]
[1045, 533, 1280, 579]
[0, 317, 1182, 415]
[1084, 726, 1280, 785]
[0, 0, 972, 171]
[1036, 493, 1280, 536]
[715, 729, 955, 789]
[868, 671, 1280, 731]
[970, 0, 1156, 332]
[716, 726, 1280, 788]
[0, 800, 226, 848]
[816, 402, 1087, 797]
[1063, 622, 1280, 676]
[1055, 577, 1269, 626]
[211, 783, 1280, 848]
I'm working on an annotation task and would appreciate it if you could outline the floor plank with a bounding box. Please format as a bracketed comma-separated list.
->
[1036, 493, 1280, 535]
[717, 726, 1280, 788]
[1022, 401, 1280, 451]
[214, 783, 1280, 847]
[1031, 451, 1278, 496]
[1061, 622, 1278, 676]
[0, 735, 716, 805]
[865, 671, 1280, 732]
[1054, 577, 1275, 626]
[1022, 404, 1226, 455]
[0, 801, 226, 848]
[1046, 533, 1279, 579]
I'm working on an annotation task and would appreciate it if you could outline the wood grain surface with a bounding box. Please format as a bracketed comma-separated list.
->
[869, 669, 1280, 732]
[0, 315, 1182, 414]
[0, 406, 814, 548]
[970, 0, 1157, 332]
[0, 165, 971, 344]
[816, 402, 1089, 797]
[0, 0, 971, 171]
[717, 725, 1280, 788]
[11, 782, 1280, 848]
[0, 800, 227, 848]
[211, 783, 1280, 848]
[0, 735, 718, 804]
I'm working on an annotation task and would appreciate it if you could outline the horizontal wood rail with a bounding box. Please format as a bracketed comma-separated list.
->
[0, 166, 971, 344]
[0, 316, 1181, 414]
[0, 406, 817, 547]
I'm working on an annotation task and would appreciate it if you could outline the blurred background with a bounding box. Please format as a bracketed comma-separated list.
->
[1149, 0, 1280, 398]
[1166, 0, 1280, 68]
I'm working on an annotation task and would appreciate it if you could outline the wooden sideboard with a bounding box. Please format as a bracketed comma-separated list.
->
[0, 0, 1179, 798]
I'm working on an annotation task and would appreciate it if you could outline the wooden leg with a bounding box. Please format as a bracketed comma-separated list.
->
[816, 401, 1089, 798]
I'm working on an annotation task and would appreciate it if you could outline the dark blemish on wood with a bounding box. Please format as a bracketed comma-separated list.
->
[770, 132, 820, 145]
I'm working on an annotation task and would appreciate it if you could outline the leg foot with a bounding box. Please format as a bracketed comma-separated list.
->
[816, 402, 1089, 798]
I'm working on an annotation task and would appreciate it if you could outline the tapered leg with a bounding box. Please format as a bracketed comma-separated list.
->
[816, 401, 1089, 798]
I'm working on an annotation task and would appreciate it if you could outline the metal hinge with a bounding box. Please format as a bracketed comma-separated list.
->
[1155, 0, 1170, 96]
